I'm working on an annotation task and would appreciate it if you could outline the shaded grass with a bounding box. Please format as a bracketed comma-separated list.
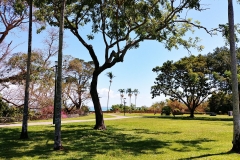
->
[0, 115, 238, 160]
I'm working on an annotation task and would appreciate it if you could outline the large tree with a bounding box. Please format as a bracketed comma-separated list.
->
[35, 0, 214, 129]
[151, 55, 213, 117]
[63, 57, 93, 113]
[228, 0, 240, 153]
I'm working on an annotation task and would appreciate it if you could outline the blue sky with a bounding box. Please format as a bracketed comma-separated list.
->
[6, 0, 240, 108]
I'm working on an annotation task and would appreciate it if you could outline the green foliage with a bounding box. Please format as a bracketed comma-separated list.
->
[208, 92, 232, 114]
[110, 104, 130, 112]
[152, 54, 213, 117]
[63, 57, 94, 110]
[0, 98, 23, 118]
[34, 0, 208, 61]
[0, 99, 10, 117]
[219, 23, 240, 45]
[13, 0, 27, 15]
[81, 105, 90, 112]
[106, 72, 115, 80]
[110, 104, 123, 112]
[161, 106, 171, 115]
[206, 47, 240, 92]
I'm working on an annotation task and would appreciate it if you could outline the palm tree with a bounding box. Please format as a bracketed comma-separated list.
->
[133, 89, 140, 107]
[126, 88, 133, 106]
[20, 0, 32, 139]
[106, 72, 115, 111]
[54, 0, 66, 150]
[118, 89, 125, 105]
[228, 0, 240, 152]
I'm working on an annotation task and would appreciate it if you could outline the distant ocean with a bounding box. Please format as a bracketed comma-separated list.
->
[89, 106, 108, 111]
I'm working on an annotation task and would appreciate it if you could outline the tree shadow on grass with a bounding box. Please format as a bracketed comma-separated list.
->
[0, 122, 232, 160]
[177, 150, 235, 160]
[0, 127, 57, 159]
[170, 138, 215, 152]
[132, 128, 181, 135]
[61, 124, 171, 159]
[0, 124, 170, 160]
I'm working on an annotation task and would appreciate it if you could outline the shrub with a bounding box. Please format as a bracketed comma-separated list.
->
[161, 106, 172, 115]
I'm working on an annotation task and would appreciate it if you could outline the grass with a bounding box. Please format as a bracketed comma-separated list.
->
[0, 114, 239, 160]
[10, 113, 115, 124]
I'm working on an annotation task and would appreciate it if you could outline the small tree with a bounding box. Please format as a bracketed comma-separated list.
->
[106, 72, 115, 111]
[126, 88, 133, 107]
[133, 89, 140, 108]
[118, 89, 125, 105]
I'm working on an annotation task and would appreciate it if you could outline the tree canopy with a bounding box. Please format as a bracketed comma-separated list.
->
[151, 54, 213, 117]
[34, 0, 215, 129]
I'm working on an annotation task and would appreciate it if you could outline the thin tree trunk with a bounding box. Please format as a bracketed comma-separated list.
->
[228, 0, 240, 153]
[54, 0, 66, 150]
[120, 95, 122, 105]
[107, 81, 111, 111]
[135, 95, 137, 107]
[91, 72, 106, 130]
[20, 0, 32, 139]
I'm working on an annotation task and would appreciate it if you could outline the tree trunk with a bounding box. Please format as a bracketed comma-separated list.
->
[189, 109, 194, 118]
[228, 0, 240, 153]
[54, 0, 66, 150]
[91, 72, 106, 130]
[20, 0, 32, 139]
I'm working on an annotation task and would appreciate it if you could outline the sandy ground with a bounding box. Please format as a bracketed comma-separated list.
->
[0, 114, 134, 128]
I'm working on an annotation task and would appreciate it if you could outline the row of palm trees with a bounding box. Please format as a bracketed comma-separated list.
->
[106, 72, 140, 111]
[118, 88, 140, 107]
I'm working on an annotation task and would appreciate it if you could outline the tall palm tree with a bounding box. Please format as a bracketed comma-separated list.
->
[20, 0, 32, 139]
[126, 88, 133, 106]
[54, 0, 66, 150]
[133, 89, 140, 107]
[106, 72, 115, 111]
[118, 89, 125, 105]
[228, 0, 240, 152]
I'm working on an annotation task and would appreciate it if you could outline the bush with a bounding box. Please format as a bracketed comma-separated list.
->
[161, 106, 171, 115]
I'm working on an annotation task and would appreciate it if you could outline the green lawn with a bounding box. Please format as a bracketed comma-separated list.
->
[9, 113, 115, 123]
[0, 114, 238, 160]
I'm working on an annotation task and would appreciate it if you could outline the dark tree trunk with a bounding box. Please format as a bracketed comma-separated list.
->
[20, 0, 32, 139]
[189, 108, 195, 118]
[91, 72, 106, 130]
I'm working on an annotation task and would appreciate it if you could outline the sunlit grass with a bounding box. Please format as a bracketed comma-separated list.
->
[0, 114, 238, 160]
[27, 113, 114, 123]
